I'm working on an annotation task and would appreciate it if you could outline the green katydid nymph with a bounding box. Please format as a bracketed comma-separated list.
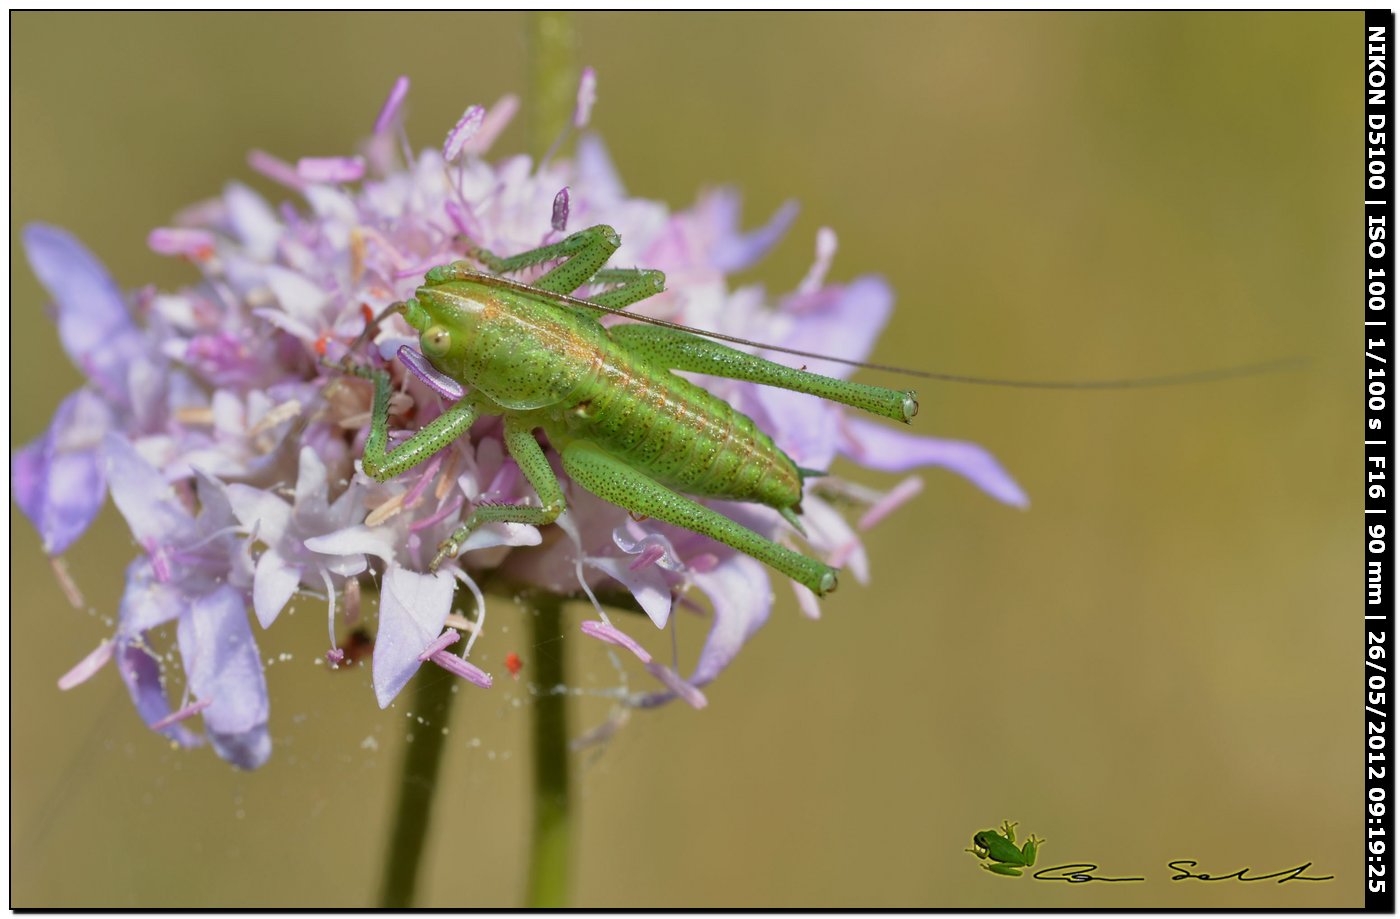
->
[345, 223, 920, 597]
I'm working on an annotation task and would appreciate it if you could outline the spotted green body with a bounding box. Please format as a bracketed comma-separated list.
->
[415, 277, 807, 507]
[352, 225, 919, 596]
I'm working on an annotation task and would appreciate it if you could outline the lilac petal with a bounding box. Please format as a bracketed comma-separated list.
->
[296, 156, 366, 184]
[373, 75, 410, 134]
[771, 275, 892, 377]
[116, 559, 188, 636]
[226, 484, 292, 546]
[372, 566, 456, 708]
[791, 580, 822, 620]
[223, 183, 282, 259]
[751, 387, 839, 470]
[798, 226, 839, 295]
[252, 547, 301, 628]
[711, 199, 799, 273]
[586, 556, 673, 629]
[104, 433, 191, 545]
[264, 265, 329, 324]
[575, 134, 626, 204]
[11, 439, 44, 527]
[687, 554, 773, 689]
[839, 417, 1029, 508]
[398, 346, 465, 400]
[14, 389, 111, 554]
[443, 105, 485, 162]
[58, 639, 114, 690]
[291, 444, 330, 510]
[177, 586, 270, 769]
[148, 227, 216, 259]
[22, 224, 136, 372]
[117, 641, 201, 748]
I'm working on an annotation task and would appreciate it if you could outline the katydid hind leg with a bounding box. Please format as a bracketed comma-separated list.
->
[560, 441, 838, 596]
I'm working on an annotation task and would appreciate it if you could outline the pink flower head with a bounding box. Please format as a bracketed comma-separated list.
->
[14, 73, 1024, 767]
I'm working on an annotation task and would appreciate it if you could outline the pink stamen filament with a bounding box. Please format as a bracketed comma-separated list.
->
[151, 697, 212, 731]
[58, 639, 114, 690]
[859, 475, 925, 531]
[462, 94, 519, 156]
[573, 67, 597, 129]
[580, 620, 651, 664]
[51, 556, 85, 609]
[297, 156, 366, 184]
[645, 662, 707, 710]
[429, 649, 492, 688]
[418, 628, 461, 661]
[409, 495, 465, 534]
[449, 568, 488, 656]
[443, 105, 485, 162]
[247, 149, 305, 189]
[319, 567, 338, 651]
[629, 544, 666, 571]
[373, 75, 410, 135]
[145, 540, 173, 583]
[402, 454, 444, 509]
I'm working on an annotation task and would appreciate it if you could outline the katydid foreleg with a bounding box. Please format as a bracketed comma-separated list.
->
[355, 365, 480, 481]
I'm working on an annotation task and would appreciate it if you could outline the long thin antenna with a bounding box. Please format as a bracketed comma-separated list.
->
[453, 272, 1304, 390]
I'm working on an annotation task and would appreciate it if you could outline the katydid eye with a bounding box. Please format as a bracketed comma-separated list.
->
[422, 325, 452, 357]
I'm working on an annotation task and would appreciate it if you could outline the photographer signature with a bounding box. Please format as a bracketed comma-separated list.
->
[1029, 861, 1333, 884]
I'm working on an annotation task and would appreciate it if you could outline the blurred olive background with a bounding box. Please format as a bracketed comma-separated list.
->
[11, 12, 1357, 908]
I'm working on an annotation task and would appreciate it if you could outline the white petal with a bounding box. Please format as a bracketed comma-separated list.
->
[304, 524, 396, 563]
[226, 484, 292, 544]
[253, 548, 301, 628]
[586, 556, 673, 629]
[372, 566, 456, 708]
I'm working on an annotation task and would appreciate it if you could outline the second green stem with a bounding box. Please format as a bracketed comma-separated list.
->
[525, 595, 572, 907]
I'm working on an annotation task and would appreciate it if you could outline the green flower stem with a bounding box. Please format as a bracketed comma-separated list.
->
[379, 667, 458, 908]
[523, 16, 578, 902]
[525, 594, 572, 907]
[528, 10, 578, 156]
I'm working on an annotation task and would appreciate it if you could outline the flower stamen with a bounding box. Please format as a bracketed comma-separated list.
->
[150, 697, 212, 731]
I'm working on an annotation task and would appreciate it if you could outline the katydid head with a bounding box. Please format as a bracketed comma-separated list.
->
[400, 287, 486, 378]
